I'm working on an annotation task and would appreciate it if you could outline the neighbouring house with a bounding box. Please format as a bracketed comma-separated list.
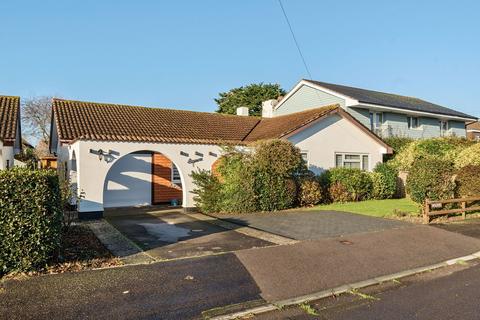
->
[467, 121, 480, 140]
[50, 98, 392, 218]
[0, 95, 22, 169]
[269, 79, 478, 138]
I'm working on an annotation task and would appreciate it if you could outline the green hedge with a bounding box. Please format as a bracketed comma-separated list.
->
[406, 158, 456, 204]
[0, 168, 63, 275]
[323, 167, 373, 202]
[371, 163, 398, 199]
[455, 165, 480, 197]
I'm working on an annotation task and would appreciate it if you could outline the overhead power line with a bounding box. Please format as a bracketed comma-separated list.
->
[278, 0, 313, 79]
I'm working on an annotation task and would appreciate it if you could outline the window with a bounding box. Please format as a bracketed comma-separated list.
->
[440, 120, 449, 135]
[335, 153, 369, 171]
[171, 164, 181, 183]
[407, 116, 419, 129]
[300, 151, 309, 166]
[369, 112, 383, 130]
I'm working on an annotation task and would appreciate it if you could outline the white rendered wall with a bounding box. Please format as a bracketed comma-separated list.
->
[288, 115, 387, 175]
[0, 145, 14, 169]
[71, 140, 223, 213]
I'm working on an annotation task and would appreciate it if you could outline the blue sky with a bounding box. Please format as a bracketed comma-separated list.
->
[1, 0, 479, 117]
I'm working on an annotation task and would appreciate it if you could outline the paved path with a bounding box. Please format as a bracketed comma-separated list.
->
[235, 225, 480, 301]
[218, 210, 408, 240]
[0, 254, 262, 320]
[106, 210, 273, 260]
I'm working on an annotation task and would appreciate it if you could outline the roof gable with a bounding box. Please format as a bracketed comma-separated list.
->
[304, 80, 476, 120]
[0, 95, 20, 144]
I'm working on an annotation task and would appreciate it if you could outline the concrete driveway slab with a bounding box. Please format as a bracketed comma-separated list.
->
[218, 210, 408, 240]
[105, 208, 273, 260]
[234, 225, 480, 301]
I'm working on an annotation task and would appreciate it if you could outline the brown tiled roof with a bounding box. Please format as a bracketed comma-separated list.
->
[468, 121, 480, 131]
[0, 95, 20, 143]
[244, 105, 338, 141]
[52, 98, 390, 152]
[52, 99, 260, 144]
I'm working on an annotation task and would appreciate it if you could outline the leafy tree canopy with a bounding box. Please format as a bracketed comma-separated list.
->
[215, 83, 285, 116]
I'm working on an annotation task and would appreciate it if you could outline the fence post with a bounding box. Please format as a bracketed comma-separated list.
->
[423, 199, 430, 224]
[462, 201, 466, 220]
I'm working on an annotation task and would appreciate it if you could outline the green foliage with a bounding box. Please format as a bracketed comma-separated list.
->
[216, 151, 258, 213]
[371, 163, 398, 199]
[0, 168, 63, 275]
[454, 143, 480, 168]
[383, 136, 414, 153]
[191, 139, 306, 213]
[389, 137, 473, 171]
[14, 147, 38, 169]
[298, 175, 324, 207]
[323, 168, 373, 202]
[190, 169, 222, 213]
[455, 165, 480, 197]
[406, 158, 456, 204]
[215, 83, 286, 116]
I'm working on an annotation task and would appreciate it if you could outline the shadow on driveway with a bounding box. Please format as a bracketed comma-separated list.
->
[105, 208, 273, 260]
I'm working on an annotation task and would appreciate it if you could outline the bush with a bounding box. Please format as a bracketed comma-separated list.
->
[323, 168, 373, 202]
[190, 170, 222, 213]
[455, 165, 480, 197]
[252, 140, 305, 211]
[454, 143, 480, 168]
[383, 136, 414, 153]
[371, 163, 398, 199]
[0, 168, 63, 275]
[406, 158, 456, 204]
[328, 182, 352, 203]
[298, 176, 324, 207]
[216, 152, 258, 213]
[389, 137, 473, 171]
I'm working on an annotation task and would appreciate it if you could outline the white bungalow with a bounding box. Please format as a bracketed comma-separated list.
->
[0, 95, 22, 169]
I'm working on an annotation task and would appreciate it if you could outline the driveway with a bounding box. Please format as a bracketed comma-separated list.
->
[105, 208, 273, 260]
[218, 210, 409, 240]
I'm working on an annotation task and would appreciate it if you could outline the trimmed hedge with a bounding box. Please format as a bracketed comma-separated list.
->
[0, 168, 63, 275]
[455, 143, 480, 168]
[297, 176, 324, 207]
[455, 165, 480, 197]
[371, 163, 398, 199]
[406, 158, 456, 204]
[323, 168, 373, 202]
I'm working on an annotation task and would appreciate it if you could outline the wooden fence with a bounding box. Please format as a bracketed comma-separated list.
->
[423, 196, 480, 224]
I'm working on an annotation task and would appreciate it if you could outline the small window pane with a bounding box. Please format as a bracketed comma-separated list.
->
[362, 155, 369, 171]
[300, 152, 308, 164]
[172, 164, 181, 182]
[335, 154, 343, 167]
[344, 161, 361, 169]
[345, 154, 360, 160]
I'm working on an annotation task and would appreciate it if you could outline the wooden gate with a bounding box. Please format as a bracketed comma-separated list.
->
[152, 153, 182, 204]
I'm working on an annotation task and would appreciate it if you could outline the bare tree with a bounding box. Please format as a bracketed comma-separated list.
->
[21, 96, 53, 157]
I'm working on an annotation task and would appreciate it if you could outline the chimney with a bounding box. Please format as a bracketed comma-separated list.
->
[236, 106, 249, 116]
[261, 99, 277, 118]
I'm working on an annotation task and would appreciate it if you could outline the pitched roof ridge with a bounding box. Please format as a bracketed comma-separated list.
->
[0, 94, 20, 99]
[52, 97, 259, 119]
[262, 104, 338, 120]
[304, 79, 421, 100]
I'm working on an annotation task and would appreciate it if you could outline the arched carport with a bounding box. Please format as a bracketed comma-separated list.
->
[103, 150, 184, 208]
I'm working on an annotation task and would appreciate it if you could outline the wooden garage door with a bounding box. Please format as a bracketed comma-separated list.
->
[152, 153, 182, 204]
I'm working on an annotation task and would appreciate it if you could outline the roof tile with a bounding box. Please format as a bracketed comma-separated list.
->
[0, 95, 20, 143]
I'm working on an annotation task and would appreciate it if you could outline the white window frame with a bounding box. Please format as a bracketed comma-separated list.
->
[171, 164, 181, 183]
[407, 116, 420, 129]
[440, 120, 449, 135]
[335, 152, 370, 171]
[369, 112, 384, 130]
[300, 151, 309, 166]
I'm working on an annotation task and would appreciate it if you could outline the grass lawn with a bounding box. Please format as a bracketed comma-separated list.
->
[308, 198, 421, 218]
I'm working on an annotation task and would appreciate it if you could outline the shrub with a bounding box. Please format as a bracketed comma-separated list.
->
[324, 168, 373, 202]
[383, 136, 414, 153]
[298, 176, 324, 207]
[406, 158, 456, 204]
[328, 181, 351, 203]
[454, 143, 480, 168]
[252, 140, 305, 211]
[216, 152, 258, 213]
[455, 165, 480, 197]
[389, 137, 473, 171]
[0, 168, 63, 275]
[371, 163, 398, 199]
[190, 169, 222, 213]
